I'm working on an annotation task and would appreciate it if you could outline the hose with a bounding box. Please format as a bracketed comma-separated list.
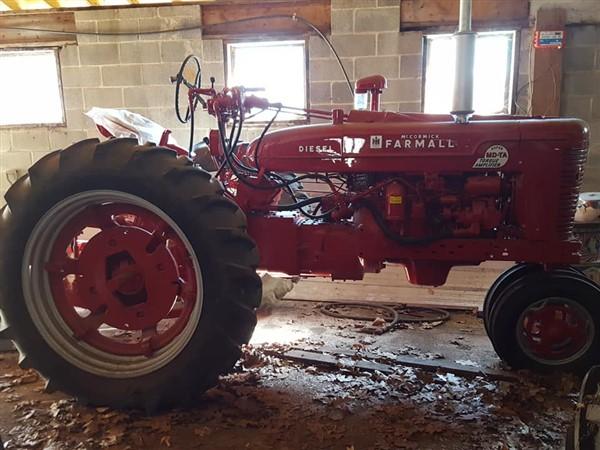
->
[318, 302, 450, 335]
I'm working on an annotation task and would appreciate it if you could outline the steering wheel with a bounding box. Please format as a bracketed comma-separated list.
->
[171, 55, 205, 124]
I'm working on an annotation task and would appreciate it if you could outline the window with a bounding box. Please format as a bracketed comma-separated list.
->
[226, 40, 307, 122]
[423, 31, 516, 115]
[0, 48, 64, 126]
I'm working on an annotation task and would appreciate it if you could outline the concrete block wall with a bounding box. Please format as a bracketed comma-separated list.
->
[560, 24, 600, 191]
[0, 1, 595, 195]
[0, 4, 215, 195]
[309, 0, 423, 114]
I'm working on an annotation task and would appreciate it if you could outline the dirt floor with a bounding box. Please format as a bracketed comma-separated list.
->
[0, 300, 579, 450]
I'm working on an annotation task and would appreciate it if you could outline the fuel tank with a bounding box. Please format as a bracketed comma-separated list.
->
[254, 111, 589, 175]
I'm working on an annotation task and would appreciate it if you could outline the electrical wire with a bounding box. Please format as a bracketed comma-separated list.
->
[1, 14, 354, 95]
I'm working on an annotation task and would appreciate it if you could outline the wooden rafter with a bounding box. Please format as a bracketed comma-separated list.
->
[43, 0, 62, 7]
[1, 0, 20, 11]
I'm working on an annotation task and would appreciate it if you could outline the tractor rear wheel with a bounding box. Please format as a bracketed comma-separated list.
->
[0, 138, 261, 410]
[487, 269, 600, 372]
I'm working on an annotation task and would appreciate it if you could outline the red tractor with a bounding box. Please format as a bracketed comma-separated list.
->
[1, 20, 599, 409]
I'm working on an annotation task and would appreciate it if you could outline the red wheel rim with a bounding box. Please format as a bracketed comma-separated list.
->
[518, 298, 594, 364]
[45, 202, 198, 357]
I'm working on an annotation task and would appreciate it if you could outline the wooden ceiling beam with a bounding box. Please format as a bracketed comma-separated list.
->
[1, 0, 21, 11]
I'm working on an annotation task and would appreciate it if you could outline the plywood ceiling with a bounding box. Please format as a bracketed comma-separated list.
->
[0, 0, 213, 12]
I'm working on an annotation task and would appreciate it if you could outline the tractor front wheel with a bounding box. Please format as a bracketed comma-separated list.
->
[0, 138, 261, 410]
[486, 269, 600, 372]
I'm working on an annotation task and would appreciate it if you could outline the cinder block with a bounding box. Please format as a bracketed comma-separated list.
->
[568, 25, 600, 47]
[593, 96, 600, 120]
[160, 40, 195, 63]
[138, 17, 163, 41]
[583, 164, 600, 191]
[378, 0, 399, 5]
[74, 20, 98, 44]
[561, 95, 592, 120]
[79, 43, 120, 65]
[331, 34, 377, 57]
[309, 35, 331, 58]
[49, 129, 88, 149]
[117, 7, 156, 19]
[355, 8, 399, 32]
[355, 56, 398, 79]
[158, 5, 201, 18]
[203, 39, 224, 62]
[202, 62, 225, 86]
[396, 101, 421, 112]
[61, 66, 101, 88]
[400, 54, 422, 78]
[123, 86, 172, 108]
[11, 130, 51, 152]
[96, 19, 139, 43]
[377, 32, 423, 55]
[119, 42, 160, 64]
[332, 81, 353, 103]
[65, 109, 89, 129]
[0, 130, 11, 152]
[75, 8, 117, 21]
[83, 87, 124, 109]
[0, 151, 31, 170]
[63, 88, 84, 110]
[385, 78, 421, 102]
[141, 63, 180, 85]
[331, 0, 376, 9]
[332, 9, 353, 33]
[59, 45, 80, 67]
[564, 47, 596, 72]
[589, 123, 600, 144]
[102, 65, 142, 86]
[310, 82, 332, 104]
[563, 72, 597, 95]
[309, 58, 354, 82]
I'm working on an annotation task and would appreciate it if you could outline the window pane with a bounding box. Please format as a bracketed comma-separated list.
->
[424, 31, 515, 115]
[0, 49, 64, 126]
[226, 40, 306, 122]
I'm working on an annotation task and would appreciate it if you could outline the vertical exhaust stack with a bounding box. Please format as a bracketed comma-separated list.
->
[451, 0, 476, 123]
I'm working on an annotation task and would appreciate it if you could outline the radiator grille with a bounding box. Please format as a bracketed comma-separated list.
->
[558, 147, 588, 239]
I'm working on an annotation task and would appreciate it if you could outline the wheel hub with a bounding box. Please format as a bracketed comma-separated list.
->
[519, 298, 593, 363]
[72, 226, 181, 331]
[39, 198, 200, 358]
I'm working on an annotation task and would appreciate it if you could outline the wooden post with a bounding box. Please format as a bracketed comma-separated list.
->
[530, 8, 566, 116]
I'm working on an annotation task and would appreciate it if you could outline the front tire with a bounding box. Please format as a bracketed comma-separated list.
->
[0, 138, 262, 410]
[487, 269, 600, 372]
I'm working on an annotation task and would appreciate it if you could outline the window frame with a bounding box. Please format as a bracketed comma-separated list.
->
[0, 46, 66, 129]
[223, 36, 310, 126]
[421, 29, 519, 115]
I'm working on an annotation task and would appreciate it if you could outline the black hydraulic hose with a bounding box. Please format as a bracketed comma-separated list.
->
[254, 107, 281, 172]
[354, 200, 451, 245]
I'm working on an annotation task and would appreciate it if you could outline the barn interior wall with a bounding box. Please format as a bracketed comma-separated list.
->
[0, 0, 598, 195]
